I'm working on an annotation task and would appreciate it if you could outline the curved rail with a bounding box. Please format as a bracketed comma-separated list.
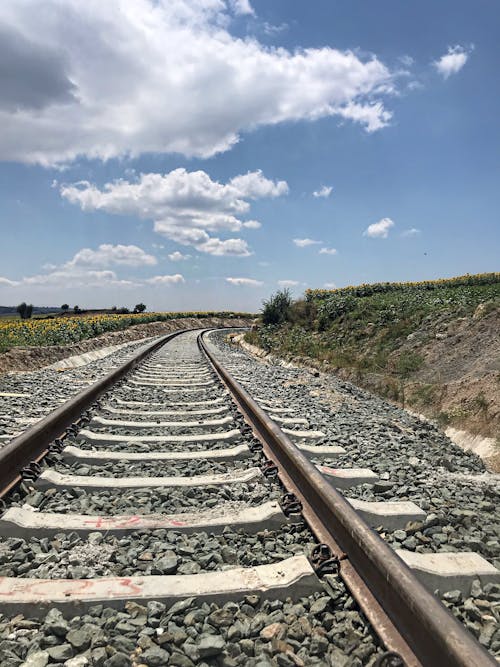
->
[199, 329, 496, 667]
[0, 329, 188, 498]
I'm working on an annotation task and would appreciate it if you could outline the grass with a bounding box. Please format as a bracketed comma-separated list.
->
[250, 276, 500, 379]
[247, 274, 499, 423]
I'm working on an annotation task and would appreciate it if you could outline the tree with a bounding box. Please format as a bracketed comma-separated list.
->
[61, 304, 69, 311]
[134, 303, 146, 313]
[16, 303, 33, 320]
[73, 305, 80, 314]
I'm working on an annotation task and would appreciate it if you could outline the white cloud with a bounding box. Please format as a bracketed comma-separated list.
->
[293, 238, 322, 247]
[229, 171, 288, 198]
[0, 0, 395, 166]
[399, 55, 414, 67]
[67, 244, 157, 267]
[401, 228, 421, 237]
[323, 282, 336, 289]
[363, 217, 394, 238]
[278, 280, 299, 288]
[0, 277, 18, 287]
[434, 46, 470, 79]
[168, 251, 191, 261]
[22, 269, 137, 289]
[319, 247, 337, 255]
[226, 277, 263, 287]
[229, 0, 255, 16]
[61, 168, 285, 256]
[0, 244, 162, 290]
[146, 274, 185, 285]
[313, 185, 333, 198]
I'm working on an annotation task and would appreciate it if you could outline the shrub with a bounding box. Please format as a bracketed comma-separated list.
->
[262, 289, 292, 326]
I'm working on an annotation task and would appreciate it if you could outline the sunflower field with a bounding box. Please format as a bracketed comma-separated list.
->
[0, 311, 251, 353]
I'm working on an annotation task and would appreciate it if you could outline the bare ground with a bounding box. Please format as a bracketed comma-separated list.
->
[0, 318, 251, 375]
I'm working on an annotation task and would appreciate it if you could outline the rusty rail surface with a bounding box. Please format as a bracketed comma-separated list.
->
[0, 329, 188, 498]
[199, 330, 496, 667]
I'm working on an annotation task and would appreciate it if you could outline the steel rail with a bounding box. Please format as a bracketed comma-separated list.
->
[0, 329, 188, 499]
[199, 330, 496, 667]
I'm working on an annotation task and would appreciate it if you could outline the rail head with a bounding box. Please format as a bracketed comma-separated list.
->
[199, 329, 496, 667]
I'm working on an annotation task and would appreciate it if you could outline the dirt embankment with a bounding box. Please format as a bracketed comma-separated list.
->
[344, 308, 499, 440]
[0, 318, 250, 374]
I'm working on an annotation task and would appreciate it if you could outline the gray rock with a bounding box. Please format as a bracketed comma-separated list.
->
[20, 651, 49, 667]
[64, 657, 89, 667]
[197, 634, 225, 658]
[153, 553, 178, 575]
[44, 608, 69, 637]
[140, 647, 170, 666]
[168, 597, 196, 617]
[66, 628, 92, 651]
[103, 653, 131, 667]
[47, 645, 73, 662]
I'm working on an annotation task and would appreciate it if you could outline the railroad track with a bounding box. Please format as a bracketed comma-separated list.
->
[0, 328, 497, 667]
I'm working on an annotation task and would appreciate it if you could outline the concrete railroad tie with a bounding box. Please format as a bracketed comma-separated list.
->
[62, 443, 252, 463]
[112, 397, 226, 407]
[101, 404, 230, 416]
[347, 499, 426, 530]
[62, 443, 345, 462]
[395, 549, 500, 595]
[282, 428, 326, 442]
[0, 501, 288, 537]
[89, 415, 234, 429]
[0, 556, 321, 617]
[35, 467, 262, 490]
[317, 466, 379, 489]
[79, 427, 241, 445]
[127, 379, 215, 387]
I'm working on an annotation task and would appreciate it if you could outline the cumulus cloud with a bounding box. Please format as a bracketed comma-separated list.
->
[229, 0, 255, 16]
[293, 238, 322, 247]
[60, 168, 285, 255]
[67, 244, 157, 267]
[434, 46, 470, 79]
[401, 228, 421, 237]
[146, 274, 185, 285]
[319, 247, 337, 255]
[0, 244, 161, 289]
[363, 217, 394, 238]
[229, 171, 288, 198]
[168, 251, 191, 261]
[278, 280, 299, 287]
[324, 282, 336, 289]
[0, 0, 395, 165]
[226, 277, 263, 287]
[313, 185, 333, 198]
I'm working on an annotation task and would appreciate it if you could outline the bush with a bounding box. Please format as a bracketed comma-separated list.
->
[262, 289, 292, 326]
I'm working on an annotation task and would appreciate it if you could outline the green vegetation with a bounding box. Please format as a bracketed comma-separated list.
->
[262, 289, 292, 325]
[247, 272, 500, 382]
[16, 302, 33, 320]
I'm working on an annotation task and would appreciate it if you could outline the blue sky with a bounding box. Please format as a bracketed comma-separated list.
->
[0, 0, 498, 311]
